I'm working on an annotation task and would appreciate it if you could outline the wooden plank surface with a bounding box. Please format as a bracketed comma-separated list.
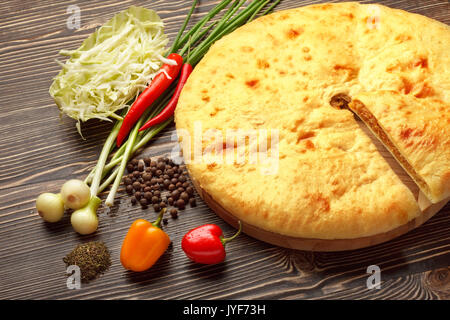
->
[0, 0, 449, 300]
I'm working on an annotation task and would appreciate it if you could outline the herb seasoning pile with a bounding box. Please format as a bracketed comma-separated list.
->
[63, 241, 111, 283]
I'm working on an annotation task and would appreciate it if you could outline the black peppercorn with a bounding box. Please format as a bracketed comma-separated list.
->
[170, 208, 178, 219]
[156, 162, 164, 170]
[144, 192, 153, 201]
[176, 199, 185, 209]
[168, 184, 176, 191]
[163, 179, 171, 188]
[167, 197, 174, 206]
[126, 164, 135, 173]
[180, 192, 189, 202]
[132, 181, 141, 190]
[126, 185, 133, 194]
[186, 186, 194, 196]
[171, 190, 180, 200]
[151, 196, 159, 204]
[152, 184, 160, 191]
[140, 198, 148, 208]
[123, 177, 132, 185]
[189, 198, 197, 207]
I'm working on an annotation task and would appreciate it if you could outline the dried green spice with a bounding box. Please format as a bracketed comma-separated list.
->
[63, 241, 111, 283]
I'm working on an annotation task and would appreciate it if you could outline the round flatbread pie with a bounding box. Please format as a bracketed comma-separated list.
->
[174, 2, 450, 240]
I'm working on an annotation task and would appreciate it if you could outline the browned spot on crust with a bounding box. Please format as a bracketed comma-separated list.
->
[267, 33, 280, 46]
[333, 64, 359, 81]
[305, 193, 330, 212]
[245, 79, 260, 88]
[400, 124, 437, 149]
[207, 163, 217, 170]
[415, 83, 434, 98]
[241, 46, 254, 52]
[257, 59, 270, 69]
[302, 47, 310, 53]
[413, 57, 428, 68]
[304, 55, 312, 61]
[279, 13, 290, 20]
[305, 140, 315, 150]
[279, 70, 287, 75]
[395, 34, 412, 42]
[400, 78, 413, 94]
[341, 12, 354, 19]
[315, 3, 333, 10]
[296, 131, 315, 144]
[290, 118, 305, 132]
[226, 73, 235, 79]
[202, 96, 210, 102]
[286, 27, 304, 39]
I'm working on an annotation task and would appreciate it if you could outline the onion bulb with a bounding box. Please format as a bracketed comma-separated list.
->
[60, 179, 91, 209]
[36, 193, 65, 222]
[71, 196, 101, 235]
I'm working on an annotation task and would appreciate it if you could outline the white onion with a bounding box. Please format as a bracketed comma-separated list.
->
[71, 196, 101, 235]
[36, 193, 65, 222]
[60, 179, 91, 209]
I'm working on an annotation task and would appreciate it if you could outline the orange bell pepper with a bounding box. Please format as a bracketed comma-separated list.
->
[120, 208, 170, 272]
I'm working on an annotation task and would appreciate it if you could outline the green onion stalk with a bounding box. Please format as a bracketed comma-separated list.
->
[86, 0, 281, 204]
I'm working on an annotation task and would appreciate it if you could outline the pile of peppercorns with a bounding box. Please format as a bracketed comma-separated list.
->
[123, 157, 196, 219]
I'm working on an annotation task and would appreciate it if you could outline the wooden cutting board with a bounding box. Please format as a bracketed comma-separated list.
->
[188, 119, 449, 251]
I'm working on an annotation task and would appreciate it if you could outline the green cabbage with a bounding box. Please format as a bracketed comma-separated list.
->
[49, 6, 168, 131]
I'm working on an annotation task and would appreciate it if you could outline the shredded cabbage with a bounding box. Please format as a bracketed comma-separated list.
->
[49, 6, 168, 130]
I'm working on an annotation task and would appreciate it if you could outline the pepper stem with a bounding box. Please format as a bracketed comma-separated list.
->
[152, 208, 166, 229]
[220, 221, 242, 246]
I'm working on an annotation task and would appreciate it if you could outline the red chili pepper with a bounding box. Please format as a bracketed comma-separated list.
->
[116, 53, 183, 147]
[138, 63, 193, 132]
[181, 221, 242, 264]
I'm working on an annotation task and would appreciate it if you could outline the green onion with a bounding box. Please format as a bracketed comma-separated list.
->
[168, 0, 199, 53]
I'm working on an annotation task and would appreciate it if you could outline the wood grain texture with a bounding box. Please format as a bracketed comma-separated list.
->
[0, 0, 449, 300]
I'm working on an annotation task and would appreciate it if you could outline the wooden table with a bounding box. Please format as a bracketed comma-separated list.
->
[1, 0, 449, 300]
